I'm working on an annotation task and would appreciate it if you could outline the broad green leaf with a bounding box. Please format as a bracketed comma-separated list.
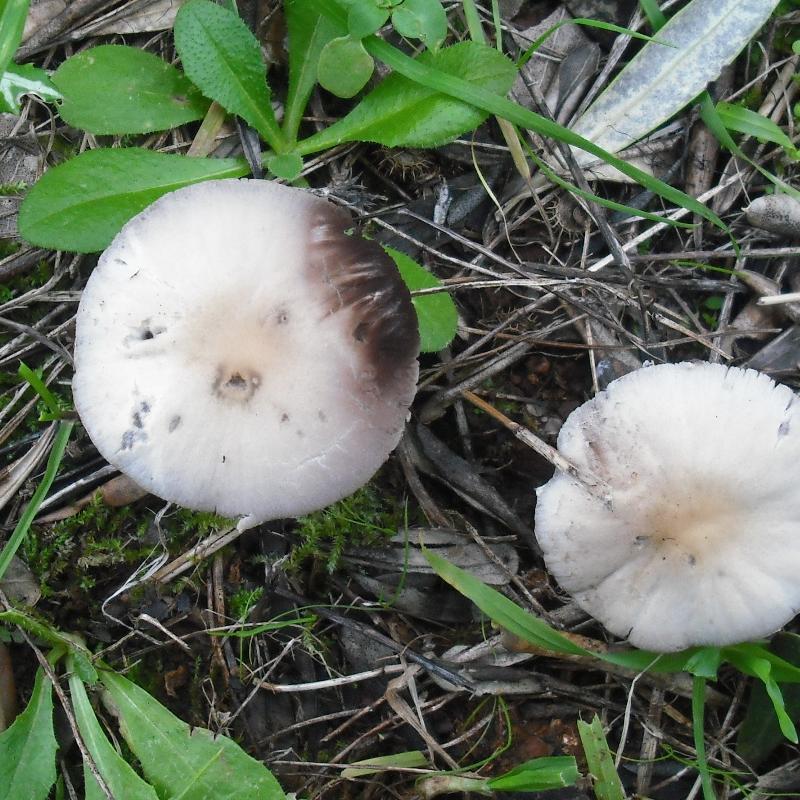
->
[348, 1, 389, 38]
[0, 668, 57, 800]
[317, 35, 374, 98]
[100, 670, 286, 800]
[571, 0, 781, 160]
[576, 717, 624, 800]
[300, 41, 517, 152]
[19, 148, 249, 252]
[716, 101, 796, 151]
[391, 0, 447, 51]
[52, 45, 208, 135]
[0, 0, 29, 76]
[68, 672, 159, 800]
[487, 756, 579, 792]
[386, 246, 457, 352]
[737, 633, 800, 767]
[174, 0, 285, 150]
[0, 63, 61, 114]
[342, 750, 427, 779]
[265, 151, 303, 180]
[283, 0, 339, 141]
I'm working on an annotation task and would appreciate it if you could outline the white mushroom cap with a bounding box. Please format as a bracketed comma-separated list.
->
[73, 179, 419, 523]
[535, 362, 800, 652]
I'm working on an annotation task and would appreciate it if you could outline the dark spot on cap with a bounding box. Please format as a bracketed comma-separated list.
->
[222, 455, 226, 463]
[212, 366, 262, 403]
[779, 419, 790, 437]
[276, 308, 289, 325]
[318, 410, 327, 422]
[688, 554, 696, 566]
[306, 202, 419, 390]
[281, 413, 290, 423]
[168, 415, 181, 432]
[121, 428, 147, 451]
[132, 400, 151, 429]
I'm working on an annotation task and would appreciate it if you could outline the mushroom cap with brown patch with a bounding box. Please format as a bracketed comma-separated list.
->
[535, 362, 800, 652]
[72, 179, 419, 522]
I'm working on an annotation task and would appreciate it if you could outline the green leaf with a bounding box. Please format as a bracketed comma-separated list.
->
[577, 717, 625, 800]
[391, 0, 447, 51]
[265, 151, 303, 180]
[283, 0, 339, 142]
[348, 1, 389, 38]
[0, 0, 29, 76]
[716, 101, 796, 151]
[19, 148, 249, 252]
[487, 756, 579, 792]
[737, 633, 800, 767]
[68, 671, 159, 800]
[174, 0, 285, 150]
[300, 41, 517, 152]
[100, 670, 287, 800]
[0, 668, 57, 800]
[386, 246, 457, 352]
[0, 63, 61, 114]
[342, 750, 427, 779]
[317, 35, 374, 98]
[52, 45, 208, 135]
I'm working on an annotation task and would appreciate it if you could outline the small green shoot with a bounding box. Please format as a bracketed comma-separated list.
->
[341, 749, 427, 779]
[577, 716, 625, 800]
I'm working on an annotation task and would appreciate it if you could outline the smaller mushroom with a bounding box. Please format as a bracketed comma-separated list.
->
[535, 362, 800, 652]
[72, 179, 420, 525]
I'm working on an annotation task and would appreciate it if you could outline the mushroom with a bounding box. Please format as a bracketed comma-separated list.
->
[72, 179, 420, 525]
[535, 362, 800, 652]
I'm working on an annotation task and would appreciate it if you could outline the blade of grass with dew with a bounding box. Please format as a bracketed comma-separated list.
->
[307, 0, 727, 235]
[577, 717, 625, 800]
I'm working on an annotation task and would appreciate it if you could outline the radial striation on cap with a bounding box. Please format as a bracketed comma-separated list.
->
[73, 179, 420, 523]
[535, 362, 800, 652]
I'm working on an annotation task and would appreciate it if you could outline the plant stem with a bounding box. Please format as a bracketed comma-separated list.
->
[0, 420, 73, 581]
[692, 674, 717, 800]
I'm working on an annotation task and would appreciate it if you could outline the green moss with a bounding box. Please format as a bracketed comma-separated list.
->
[229, 586, 264, 621]
[290, 485, 406, 574]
